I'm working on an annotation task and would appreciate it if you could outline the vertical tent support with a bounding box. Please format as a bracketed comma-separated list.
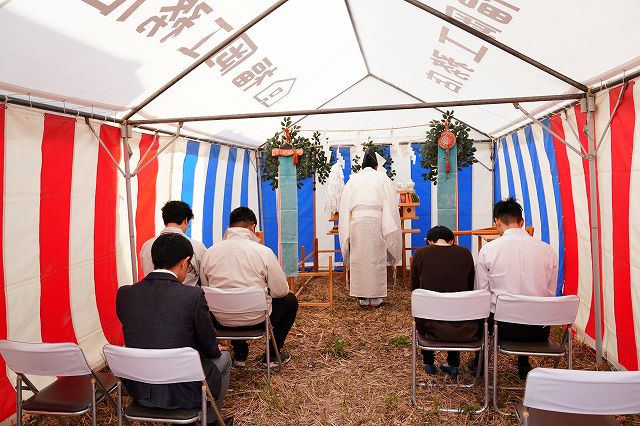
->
[121, 124, 138, 282]
[584, 93, 603, 364]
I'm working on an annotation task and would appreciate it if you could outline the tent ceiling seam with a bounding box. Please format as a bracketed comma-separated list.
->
[403, 0, 588, 93]
[344, 0, 371, 74]
[370, 74, 493, 139]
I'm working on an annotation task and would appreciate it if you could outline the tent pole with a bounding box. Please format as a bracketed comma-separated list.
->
[584, 93, 603, 364]
[128, 93, 583, 126]
[123, 0, 290, 121]
[121, 124, 139, 282]
[402, 0, 588, 92]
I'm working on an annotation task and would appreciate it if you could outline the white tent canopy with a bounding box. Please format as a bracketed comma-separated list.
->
[2, 0, 639, 147]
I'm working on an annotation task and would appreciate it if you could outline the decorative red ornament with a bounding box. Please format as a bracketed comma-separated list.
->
[437, 121, 457, 173]
[273, 128, 304, 165]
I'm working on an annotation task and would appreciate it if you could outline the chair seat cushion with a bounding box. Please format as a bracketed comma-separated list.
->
[416, 334, 482, 351]
[22, 372, 115, 414]
[215, 327, 265, 339]
[499, 338, 565, 355]
[516, 403, 621, 426]
[125, 401, 201, 421]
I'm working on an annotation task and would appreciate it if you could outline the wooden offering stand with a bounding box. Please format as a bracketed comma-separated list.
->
[453, 226, 535, 251]
[398, 190, 420, 287]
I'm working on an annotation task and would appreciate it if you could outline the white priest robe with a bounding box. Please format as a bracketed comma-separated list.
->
[339, 167, 401, 298]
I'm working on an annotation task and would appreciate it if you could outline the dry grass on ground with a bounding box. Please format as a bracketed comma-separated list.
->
[25, 273, 639, 425]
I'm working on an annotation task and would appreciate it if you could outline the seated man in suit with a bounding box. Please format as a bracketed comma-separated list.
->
[116, 233, 232, 425]
[411, 225, 479, 377]
[475, 197, 558, 379]
[200, 207, 298, 368]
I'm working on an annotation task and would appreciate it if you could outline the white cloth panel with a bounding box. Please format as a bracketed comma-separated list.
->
[203, 287, 267, 315]
[595, 90, 619, 362]
[630, 81, 640, 368]
[471, 143, 493, 259]
[0, 341, 91, 377]
[524, 368, 640, 415]
[190, 142, 210, 241]
[169, 138, 187, 200]
[103, 345, 204, 384]
[496, 139, 509, 200]
[494, 294, 579, 326]
[155, 134, 174, 232]
[115, 139, 133, 285]
[411, 289, 491, 321]
[69, 120, 109, 366]
[231, 149, 245, 211]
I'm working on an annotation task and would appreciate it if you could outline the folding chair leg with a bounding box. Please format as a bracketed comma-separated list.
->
[411, 324, 417, 406]
[493, 323, 499, 412]
[481, 322, 489, 413]
[201, 386, 207, 426]
[117, 381, 123, 426]
[269, 326, 283, 368]
[16, 375, 22, 426]
[568, 331, 573, 370]
[265, 320, 271, 382]
[90, 378, 97, 426]
[205, 384, 226, 426]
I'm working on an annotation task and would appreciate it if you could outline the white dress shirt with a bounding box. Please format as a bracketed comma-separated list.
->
[475, 227, 558, 312]
[200, 227, 289, 327]
[139, 226, 207, 287]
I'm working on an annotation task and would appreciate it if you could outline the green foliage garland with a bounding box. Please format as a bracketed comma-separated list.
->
[261, 117, 332, 190]
[351, 139, 396, 180]
[420, 110, 477, 185]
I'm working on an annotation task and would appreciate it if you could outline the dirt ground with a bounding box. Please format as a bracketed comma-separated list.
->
[25, 273, 640, 425]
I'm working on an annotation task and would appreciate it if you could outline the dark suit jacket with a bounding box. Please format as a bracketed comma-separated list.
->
[411, 244, 480, 342]
[116, 271, 222, 409]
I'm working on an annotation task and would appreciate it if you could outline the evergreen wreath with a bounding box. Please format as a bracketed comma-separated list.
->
[260, 117, 332, 190]
[351, 139, 396, 180]
[420, 110, 477, 185]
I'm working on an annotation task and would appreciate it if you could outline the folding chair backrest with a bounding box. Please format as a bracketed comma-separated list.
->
[494, 294, 579, 326]
[203, 286, 267, 315]
[411, 289, 491, 321]
[524, 368, 640, 415]
[0, 340, 91, 376]
[103, 345, 204, 384]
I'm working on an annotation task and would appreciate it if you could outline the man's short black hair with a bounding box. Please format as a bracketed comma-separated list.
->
[161, 201, 194, 226]
[493, 197, 523, 225]
[426, 225, 455, 243]
[229, 206, 257, 227]
[151, 233, 193, 270]
[362, 147, 378, 170]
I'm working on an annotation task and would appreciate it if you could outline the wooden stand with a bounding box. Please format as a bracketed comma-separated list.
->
[398, 190, 420, 288]
[453, 226, 535, 253]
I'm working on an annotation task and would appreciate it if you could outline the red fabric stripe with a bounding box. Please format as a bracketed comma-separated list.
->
[94, 124, 123, 345]
[550, 115, 580, 299]
[135, 134, 159, 280]
[573, 106, 599, 340]
[609, 81, 638, 369]
[0, 107, 17, 421]
[39, 114, 77, 344]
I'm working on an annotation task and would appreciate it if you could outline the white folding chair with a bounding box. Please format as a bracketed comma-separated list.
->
[103, 345, 226, 426]
[0, 340, 118, 426]
[493, 294, 580, 414]
[411, 289, 491, 413]
[203, 286, 282, 381]
[518, 368, 640, 425]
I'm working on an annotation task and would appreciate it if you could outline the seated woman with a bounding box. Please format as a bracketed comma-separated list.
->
[410, 226, 480, 377]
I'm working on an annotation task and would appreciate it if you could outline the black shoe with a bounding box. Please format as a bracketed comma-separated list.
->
[518, 362, 533, 380]
[466, 358, 483, 376]
[423, 363, 437, 374]
[261, 351, 291, 368]
[439, 364, 459, 378]
[208, 416, 234, 426]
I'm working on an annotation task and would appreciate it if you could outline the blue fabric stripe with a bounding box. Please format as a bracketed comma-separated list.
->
[457, 164, 473, 249]
[298, 177, 314, 269]
[240, 150, 250, 208]
[221, 148, 237, 233]
[202, 144, 221, 248]
[332, 147, 351, 265]
[511, 132, 533, 227]
[493, 142, 502, 204]
[181, 140, 200, 238]
[541, 118, 565, 295]
[260, 153, 279, 256]
[411, 145, 431, 249]
[524, 126, 550, 244]
[501, 138, 516, 198]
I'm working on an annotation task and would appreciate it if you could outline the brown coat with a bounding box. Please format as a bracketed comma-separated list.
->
[411, 244, 480, 342]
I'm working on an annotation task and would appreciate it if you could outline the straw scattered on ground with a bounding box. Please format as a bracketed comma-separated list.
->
[26, 273, 640, 425]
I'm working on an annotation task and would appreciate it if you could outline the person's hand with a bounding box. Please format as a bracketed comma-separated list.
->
[218, 345, 228, 351]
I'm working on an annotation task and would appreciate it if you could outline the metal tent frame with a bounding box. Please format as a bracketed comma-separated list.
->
[6, 0, 640, 364]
